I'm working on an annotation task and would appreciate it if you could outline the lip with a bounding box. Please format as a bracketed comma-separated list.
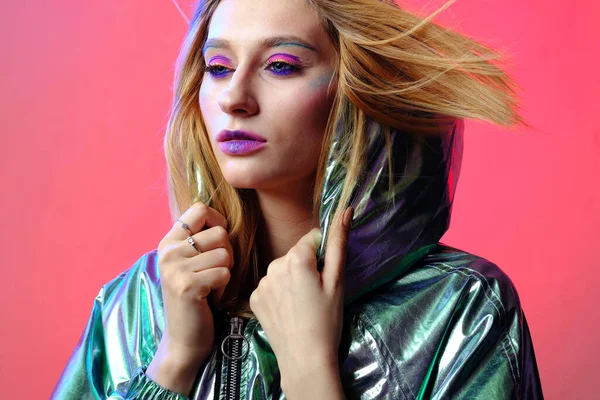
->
[218, 140, 267, 155]
[216, 129, 267, 143]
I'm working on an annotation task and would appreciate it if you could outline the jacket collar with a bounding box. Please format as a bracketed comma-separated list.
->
[317, 117, 465, 306]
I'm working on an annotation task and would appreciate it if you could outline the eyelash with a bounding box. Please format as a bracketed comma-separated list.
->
[204, 59, 301, 78]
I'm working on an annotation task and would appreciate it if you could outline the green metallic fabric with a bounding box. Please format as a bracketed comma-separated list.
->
[52, 118, 543, 399]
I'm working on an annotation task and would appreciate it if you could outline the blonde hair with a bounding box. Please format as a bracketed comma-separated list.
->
[164, 0, 527, 317]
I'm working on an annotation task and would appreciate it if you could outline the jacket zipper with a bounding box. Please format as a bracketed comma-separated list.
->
[220, 315, 249, 400]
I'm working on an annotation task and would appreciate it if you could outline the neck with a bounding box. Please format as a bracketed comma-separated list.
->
[255, 175, 318, 270]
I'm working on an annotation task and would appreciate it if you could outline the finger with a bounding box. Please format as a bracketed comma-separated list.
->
[170, 202, 228, 240]
[192, 266, 231, 302]
[291, 228, 323, 271]
[188, 247, 231, 273]
[323, 207, 353, 294]
[185, 226, 235, 269]
[209, 260, 238, 308]
[295, 228, 322, 252]
[191, 247, 233, 307]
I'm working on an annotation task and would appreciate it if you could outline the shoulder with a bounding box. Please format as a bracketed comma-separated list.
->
[351, 242, 526, 363]
[96, 249, 162, 308]
[348, 244, 528, 392]
[97, 249, 164, 370]
[355, 242, 523, 322]
[54, 249, 164, 396]
[412, 242, 523, 316]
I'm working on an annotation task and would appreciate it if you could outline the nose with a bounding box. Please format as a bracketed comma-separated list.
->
[217, 69, 259, 117]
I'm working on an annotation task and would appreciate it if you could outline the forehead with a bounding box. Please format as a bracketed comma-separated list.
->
[205, 0, 329, 52]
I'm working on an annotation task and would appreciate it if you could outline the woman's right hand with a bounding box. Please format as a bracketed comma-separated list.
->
[146, 202, 234, 395]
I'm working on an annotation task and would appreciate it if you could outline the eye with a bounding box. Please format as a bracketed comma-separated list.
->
[205, 64, 232, 78]
[265, 60, 301, 76]
[204, 60, 302, 79]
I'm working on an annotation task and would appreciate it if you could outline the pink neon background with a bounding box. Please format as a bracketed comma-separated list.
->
[1, 0, 598, 398]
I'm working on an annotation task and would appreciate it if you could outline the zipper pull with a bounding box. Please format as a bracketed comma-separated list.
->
[221, 315, 250, 361]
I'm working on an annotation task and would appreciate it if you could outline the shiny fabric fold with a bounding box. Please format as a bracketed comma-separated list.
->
[52, 117, 543, 399]
[125, 367, 190, 399]
[52, 246, 543, 399]
[318, 118, 464, 306]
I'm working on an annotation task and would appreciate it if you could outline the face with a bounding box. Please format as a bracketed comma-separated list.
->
[199, 0, 338, 191]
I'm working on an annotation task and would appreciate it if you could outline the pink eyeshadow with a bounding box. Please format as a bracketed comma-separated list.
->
[268, 53, 301, 63]
[208, 55, 232, 65]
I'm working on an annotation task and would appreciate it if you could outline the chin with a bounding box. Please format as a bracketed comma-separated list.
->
[221, 173, 266, 190]
[218, 161, 281, 190]
[224, 175, 287, 191]
[228, 181, 258, 190]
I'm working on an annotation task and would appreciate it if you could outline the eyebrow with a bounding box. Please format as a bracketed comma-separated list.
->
[202, 35, 318, 56]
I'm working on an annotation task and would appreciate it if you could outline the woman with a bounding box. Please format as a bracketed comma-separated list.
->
[52, 0, 543, 398]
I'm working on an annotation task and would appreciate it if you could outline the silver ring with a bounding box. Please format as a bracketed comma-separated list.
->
[177, 218, 193, 236]
[187, 236, 201, 253]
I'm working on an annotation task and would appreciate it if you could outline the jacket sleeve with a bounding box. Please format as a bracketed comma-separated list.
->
[50, 262, 191, 399]
[421, 264, 544, 399]
[50, 286, 119, 399]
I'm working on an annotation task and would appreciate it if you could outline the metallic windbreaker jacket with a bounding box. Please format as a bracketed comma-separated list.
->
[52, 118, 543, 399]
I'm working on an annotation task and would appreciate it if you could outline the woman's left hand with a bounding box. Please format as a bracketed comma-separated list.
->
[249, 207, 353, 385]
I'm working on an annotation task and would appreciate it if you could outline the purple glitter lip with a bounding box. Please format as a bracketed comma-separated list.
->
[218, 140, 267, 155]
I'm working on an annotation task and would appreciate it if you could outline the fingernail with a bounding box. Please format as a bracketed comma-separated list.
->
[343, 207, 354, 228]
[313, 229, 323, 247]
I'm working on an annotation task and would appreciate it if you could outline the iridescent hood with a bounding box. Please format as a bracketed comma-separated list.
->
[317, 117, 464, 306]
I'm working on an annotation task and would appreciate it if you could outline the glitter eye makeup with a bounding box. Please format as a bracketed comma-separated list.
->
[264, 53, 302, 76]
[205, 53, 303, 78]
[205, 55, 233, 78]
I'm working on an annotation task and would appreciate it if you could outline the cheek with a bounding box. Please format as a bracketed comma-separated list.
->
[284, 85, 334, 136]
[275, 84, 334, 173]
[198, 82, 223, 156]
[199, 82, 219, 124]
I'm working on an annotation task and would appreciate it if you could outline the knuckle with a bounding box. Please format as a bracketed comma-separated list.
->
[259, 277, 270, 291]
[218, 266, 231, 280]
[193, 202, 209, 216]
[249, 290, 259, 307]
[296, 241, 310, 251]
[196, 286, 211, 300]
[288, 251, 309, 267]
[266, 261, 278, 277]
[192, 201, 207, 209]
[287, 251, 301, 265]
[214, 248, 230, 266]
[284, 250, 314, 273]
[214, 226, 229, 243]
[223, 268, 231, 283]
[159, 243, 178, 260]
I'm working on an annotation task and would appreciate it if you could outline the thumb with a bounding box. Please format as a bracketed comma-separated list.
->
[323, 207, 353, 294]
